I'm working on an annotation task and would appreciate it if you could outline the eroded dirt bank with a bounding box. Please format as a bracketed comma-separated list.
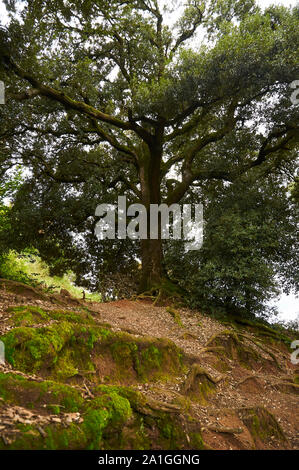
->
[0, 279, 298, 450]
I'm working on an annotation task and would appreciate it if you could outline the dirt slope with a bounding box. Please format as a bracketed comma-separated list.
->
[0, 279, 298, 450]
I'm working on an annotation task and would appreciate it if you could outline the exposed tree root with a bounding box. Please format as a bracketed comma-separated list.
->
[238, 333, 281, 369]
[205, 426, 243, 435]
[273, 381, 299, 395]
[181, 364, 223, 403]
[238, 406, 286, 447]
[133, 279, 186, 307]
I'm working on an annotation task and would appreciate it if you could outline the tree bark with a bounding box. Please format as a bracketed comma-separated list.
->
[139, 238, 164, 292]
[138, 139, 165, 292]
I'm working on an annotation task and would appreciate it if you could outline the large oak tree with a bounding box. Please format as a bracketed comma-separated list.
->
[0, 0, 298, 292]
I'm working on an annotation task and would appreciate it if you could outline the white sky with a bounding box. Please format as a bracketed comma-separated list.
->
[0, 4, 7, 22]
[271, 293, 298, 323]
[258, 0, 296, 7]
[0, 0, 298, 321]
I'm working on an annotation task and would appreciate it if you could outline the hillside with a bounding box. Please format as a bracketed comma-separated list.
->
[0, 278, 298, 451]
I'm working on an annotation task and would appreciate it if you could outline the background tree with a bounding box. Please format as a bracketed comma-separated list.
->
[164, 170, 299, 318]
[0, 0, 298, 304]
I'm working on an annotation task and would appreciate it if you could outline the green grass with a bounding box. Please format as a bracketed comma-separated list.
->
[0, 250, 102, 302]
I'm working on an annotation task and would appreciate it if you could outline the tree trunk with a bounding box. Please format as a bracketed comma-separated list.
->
[139, 238, 164, 292]
[138, 140, 164, 292]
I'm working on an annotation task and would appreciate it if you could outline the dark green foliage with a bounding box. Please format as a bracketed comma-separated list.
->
[164, 176, 299, 318]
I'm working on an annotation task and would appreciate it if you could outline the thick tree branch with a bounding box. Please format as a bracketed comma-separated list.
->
[88, 118, 138, 163]
[7, 57, 137, 132]
[181, 102, 237, 173]
[166, 168, 232, 205]
[247, 126, 299, 169]
[108, 174, 141, 199]
[23, 152, 88, 184]
[166, 124, 299, 205]
[5, 57, 152, 162]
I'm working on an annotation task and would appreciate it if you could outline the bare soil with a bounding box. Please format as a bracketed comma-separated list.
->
[0, 282, 298, 450]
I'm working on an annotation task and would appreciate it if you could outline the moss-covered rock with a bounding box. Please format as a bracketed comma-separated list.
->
[92, 385, 204, 450]
[0, 322, 184, 384]
[1, 322, 110, 379]
[0, 376, 204, 450]
[94, 333, 184, 384]
[7, 306, 50, 327]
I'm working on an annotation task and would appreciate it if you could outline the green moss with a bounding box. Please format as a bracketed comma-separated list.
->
[190, 432, 205, 449]
[0, 427, 43, 450]
[96, 334, 184, 383]
[181, 365, 217, 403]
[0, 380, 135, 450]
[141, 345, 162, 369]
[111, 341, 138, 367]
[0, 372, 84, 411]
[154, 414, 197, 449]
[1, 321, 183, 385]
[92, 384, 204, 449]
[0, 322, 110, 379]
[1, 322, 71, 370]
[45, 423, 87, 450]
[49, 309, 96, 325]
[54, 349, 80, 379]
[239, 407, 286, 447]
[48, 404, 61, 414]
[80, 388, 133, 449]
[196, 378, 216, 403]
[85, 392, 132, 425]
[82, 408, 110, 449]
[0, 382, 204, 450]
[131, 416, 151, 449]
[7, 305, 97, 328]
[94, 385, 147, 411]
[7, 306, 50, 327]
[161, 421, 175, 439]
